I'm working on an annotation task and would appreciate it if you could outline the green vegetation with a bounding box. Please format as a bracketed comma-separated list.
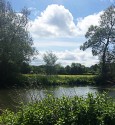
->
[0, 93, 115, 125]
[0, 0, 115, 87]
[18, 74, 96, 86]
[0, 1, 115, 124]
[80, 5, 115, 80]
[43, 51, 58, 75]
[0, 0, 36, 86]
[29, 63, 99, 75]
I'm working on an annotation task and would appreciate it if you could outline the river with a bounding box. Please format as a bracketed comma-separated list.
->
[0, 85, 115, 111]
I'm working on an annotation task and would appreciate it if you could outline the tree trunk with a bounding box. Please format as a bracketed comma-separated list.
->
[101, 39, 109, 78]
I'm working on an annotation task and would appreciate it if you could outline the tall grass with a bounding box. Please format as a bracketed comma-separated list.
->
[18, 74, 96, 86]
[0, 93, 115, 125]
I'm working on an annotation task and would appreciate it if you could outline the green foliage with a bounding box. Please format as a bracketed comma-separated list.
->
[30, 63, 100, 76]
[80, 5, 115, 78]
[19, 74, 96, 86]
[70, 63, 87, 75]
[0, 0, 36, 85]
[0, 93, 115, 125]
[43, 51, 58, 75]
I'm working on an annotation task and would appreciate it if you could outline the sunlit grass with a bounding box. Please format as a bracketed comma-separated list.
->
[58, 74, 96, 78]
[20, 74, 96, 86]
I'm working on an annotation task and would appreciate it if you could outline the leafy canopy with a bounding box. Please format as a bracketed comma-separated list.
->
[80, 5, 115, 76]
[43, 51, 58, 75]
[43, 51, 58, 67]
[0, 0, 36, 84]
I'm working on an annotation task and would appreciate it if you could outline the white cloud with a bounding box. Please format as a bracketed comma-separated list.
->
[29, 4, 103, 38]
[34, 40, 82, 48]
[29, 4, 102, 66]
[31, 49, 99, 67]
[56, 49, 98, 66]
[76, 11, 103, 35]
[29, 4, 77, 38]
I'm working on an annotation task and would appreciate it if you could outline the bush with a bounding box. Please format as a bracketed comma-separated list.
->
[0, 93, 115, 125]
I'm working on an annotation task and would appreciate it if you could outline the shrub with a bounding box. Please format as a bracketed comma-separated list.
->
[0, 93, 115, 125]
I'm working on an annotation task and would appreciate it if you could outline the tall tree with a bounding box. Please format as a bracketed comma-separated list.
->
[43, 51, 58, 75]
[80, 5, 115, 78]
[0, 0, 36, 85]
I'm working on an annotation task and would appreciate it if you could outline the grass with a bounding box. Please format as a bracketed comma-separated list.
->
[24, 74, 95, 77]
[18, 74, 96, 86]
[58, 75, 95, 77]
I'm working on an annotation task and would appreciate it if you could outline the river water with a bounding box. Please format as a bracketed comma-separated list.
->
[0, 85, 115, 111]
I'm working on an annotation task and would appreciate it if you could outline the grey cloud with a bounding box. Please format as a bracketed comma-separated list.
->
[62, 54, 76, 60]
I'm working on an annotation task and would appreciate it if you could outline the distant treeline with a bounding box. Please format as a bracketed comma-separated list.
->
[20, 62, 100, 75]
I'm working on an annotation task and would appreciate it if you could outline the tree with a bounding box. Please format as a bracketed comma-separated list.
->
[80, 5, 115, 78]
[55, 64, 66, 75]
[43, 51, 58, 75]
[65, 65, 71, 75]
[71, 63, 86, 75]
[89, 64, 100, 74]
[0, 0, 36, 85]
[20, 62, 31, 74]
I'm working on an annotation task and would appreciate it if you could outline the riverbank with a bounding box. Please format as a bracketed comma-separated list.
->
[0, 93, 115, 125]
[17, 74, 96, 87]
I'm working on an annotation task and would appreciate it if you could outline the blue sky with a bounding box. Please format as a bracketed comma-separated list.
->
[9, 0, 115, 66]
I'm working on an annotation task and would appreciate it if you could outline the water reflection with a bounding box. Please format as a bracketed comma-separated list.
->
[47, 86, 98, 98]
[0, 85, 115, 111]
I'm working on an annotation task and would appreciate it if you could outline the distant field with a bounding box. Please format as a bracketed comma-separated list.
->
[58, 75, 96, 78]
[21, 74, 96, 86]
[24, 74, 96, 77]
